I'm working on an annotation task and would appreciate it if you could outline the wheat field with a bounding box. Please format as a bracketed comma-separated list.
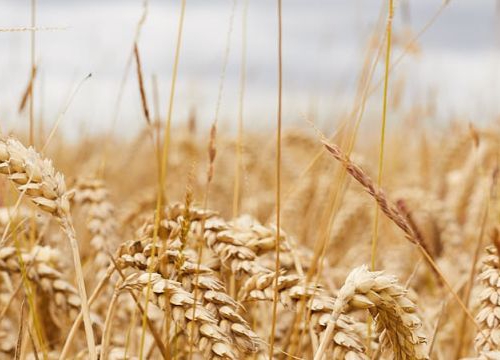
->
[1, 1, 500, 360]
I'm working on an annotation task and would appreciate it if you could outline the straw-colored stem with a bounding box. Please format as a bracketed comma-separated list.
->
[60, 218, 96, 359]
[59, 265, 114, 359]
[13, 237, 46, 359]
[140, 0, 186, 358]
[371, 0, 394, 271]
[455, 185, 490, 358]
[100, 286, 121, 360]
[29, 0, 36, 146]
[232, 0, 249, 218]
[313, 308, 343, 360]
[269, 0, 283, 358]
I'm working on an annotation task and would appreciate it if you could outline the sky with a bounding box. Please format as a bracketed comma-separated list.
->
[0, 0, 499, 139]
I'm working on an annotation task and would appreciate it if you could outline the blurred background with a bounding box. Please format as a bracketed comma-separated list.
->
[1, 0, 500, 140]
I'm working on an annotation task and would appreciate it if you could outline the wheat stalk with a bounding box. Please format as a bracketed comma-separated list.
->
[0, 137, 96, 359]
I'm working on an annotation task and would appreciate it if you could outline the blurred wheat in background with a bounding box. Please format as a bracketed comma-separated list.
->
[1, 0, 500, 359]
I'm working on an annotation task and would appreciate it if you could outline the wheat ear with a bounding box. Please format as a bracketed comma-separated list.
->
[475, 244, 500, 355]
[0, 137, 96, 359]
[314, 265, 428, 360]
[0, 246, 81, 314]
[116, 209, 261, 358]
[204, 214, 285, 277]
[238, 271, 369, 359]
[73, 177, 119, 280]
[122, 272, 242, 359]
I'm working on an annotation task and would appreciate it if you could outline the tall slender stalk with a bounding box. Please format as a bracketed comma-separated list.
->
[29, 0, 36, 146]
[189, 2, 237, 357]
[371, 0, 394, 271]
[232, 0, 249, 218]
[139, 1, 186, 358]
[269, 0, 283, 357]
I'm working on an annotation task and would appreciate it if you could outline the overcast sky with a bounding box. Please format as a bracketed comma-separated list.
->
[0, 0, 499, 139]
